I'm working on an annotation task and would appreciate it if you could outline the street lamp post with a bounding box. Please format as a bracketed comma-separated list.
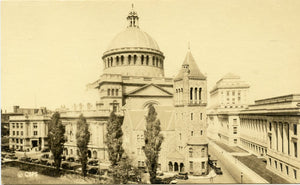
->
[241, 172, 243, 184]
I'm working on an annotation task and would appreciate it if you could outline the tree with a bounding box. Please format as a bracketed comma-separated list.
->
[76, 114, 90, 177]
[105, 111, 124, 166]
[144, 104, 164, 184]
[105, 111, 128, 183]
[48, 112, 66, 172]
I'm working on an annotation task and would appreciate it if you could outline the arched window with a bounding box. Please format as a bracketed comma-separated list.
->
[195, 88, 197, 101]
[112, 89, 115, 96]
[190, 88, 193, 101]
[199, 88, 202, 100]
[93, 151, 97, 159]
[121, 55, 124, 65]
[107, 89, 110, 96]
[156, 57, 158, 66]
[107, 58, 110, 67]
[134, 55, 137, 65]
[201, 148, 205, 157]
[189, 148, 193, 157]
[110, 57, 113, 66]
[116, 89, 119, 96]
[152, 56, 155, 66]
[116, 56, 119, 65]
[128, 55, 131, 65]
[146, 55, 149, 65]
[141, 55, 144, 65]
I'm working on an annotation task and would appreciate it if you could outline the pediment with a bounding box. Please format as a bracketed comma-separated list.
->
[127, 84, 172, 97]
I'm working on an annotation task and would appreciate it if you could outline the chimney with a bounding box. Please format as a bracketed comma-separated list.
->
[13, 106, 20, 113]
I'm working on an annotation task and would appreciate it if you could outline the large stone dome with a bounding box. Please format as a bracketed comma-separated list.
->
[102, 7, 165, 77]
[107, 27, 160, 52]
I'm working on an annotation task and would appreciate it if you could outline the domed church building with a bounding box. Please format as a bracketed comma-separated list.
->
[62, 6, 209, 176]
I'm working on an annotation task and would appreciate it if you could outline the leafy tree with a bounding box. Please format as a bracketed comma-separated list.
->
[144, 104, 164, 184]
[48, 112, 66, 172]
[105, 111, 124, 166]
[76, 114, 90, 177]
[106, 111, 129, 183]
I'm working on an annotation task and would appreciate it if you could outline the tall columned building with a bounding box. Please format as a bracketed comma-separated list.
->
[239, 94, 300, 183]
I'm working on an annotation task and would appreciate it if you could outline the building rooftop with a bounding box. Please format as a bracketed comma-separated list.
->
[174, 50, 206, 81]
[187, 137, 208, 145]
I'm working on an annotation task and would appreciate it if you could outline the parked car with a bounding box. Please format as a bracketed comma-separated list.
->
[7, 154, 18, 160]
[31, 158, 40, 164]
[67, 157, 75, 162]
[88, 167, 99, 175]
[62, 162, 72, 169]
[215, 167, 223, 175]
[88, 159, 98, 166]
[176, 172, 188, 180]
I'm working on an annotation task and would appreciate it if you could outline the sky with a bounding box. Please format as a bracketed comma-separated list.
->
[1, 0, 300, 112]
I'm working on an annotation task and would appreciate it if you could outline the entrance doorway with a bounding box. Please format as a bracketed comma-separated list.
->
[32, 140, 38, 147]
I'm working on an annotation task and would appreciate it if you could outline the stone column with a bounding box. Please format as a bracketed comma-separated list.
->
[277, 122, 282, 152]
[283, 123, 287, 154]
[272, 122, 275, 151]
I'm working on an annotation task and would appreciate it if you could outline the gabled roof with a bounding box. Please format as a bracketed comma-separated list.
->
[123, 106, 175, 131]
[126, 83, 172, 97]
[174, 50, 206, 81]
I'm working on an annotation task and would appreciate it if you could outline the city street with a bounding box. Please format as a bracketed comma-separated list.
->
[177, 160, 237, 184]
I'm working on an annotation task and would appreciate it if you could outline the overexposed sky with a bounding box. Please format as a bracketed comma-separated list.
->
[1, 0, 300, 112]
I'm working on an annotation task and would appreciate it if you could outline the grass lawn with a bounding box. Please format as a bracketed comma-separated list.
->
[1, 166, 105, 184]
[235, 155, 289, 184]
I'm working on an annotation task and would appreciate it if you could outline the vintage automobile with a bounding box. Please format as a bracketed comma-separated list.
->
[88, 159, 99, 166]
[88, 167, 99, 175]
[215, 167, 223, 175]
[176, 172, 188, 180]
[66, 157, 75, 162]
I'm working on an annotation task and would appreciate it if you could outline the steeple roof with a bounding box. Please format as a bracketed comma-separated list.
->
[174, 50, 206, 81]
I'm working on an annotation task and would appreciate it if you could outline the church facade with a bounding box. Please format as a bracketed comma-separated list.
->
[61, 7, 209, 175]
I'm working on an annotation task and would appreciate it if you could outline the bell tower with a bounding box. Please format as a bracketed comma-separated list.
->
[174, 47, 209, 175]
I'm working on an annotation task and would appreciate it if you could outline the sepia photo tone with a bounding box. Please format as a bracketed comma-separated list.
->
[1, 0, 300, 184]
